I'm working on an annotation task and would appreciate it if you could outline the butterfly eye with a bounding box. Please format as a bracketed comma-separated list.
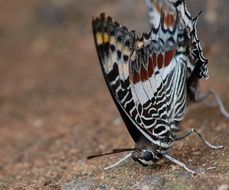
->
[143, 151, 153, 161]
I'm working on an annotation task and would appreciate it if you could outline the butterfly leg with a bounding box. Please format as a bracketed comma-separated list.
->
[164, 154, 196, 174]
[195, 89, 229, 119]
[175, 128, 224, 149]
[104, 153, 131, 171]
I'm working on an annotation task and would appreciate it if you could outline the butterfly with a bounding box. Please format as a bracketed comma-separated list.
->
[90, 0, 224, 174]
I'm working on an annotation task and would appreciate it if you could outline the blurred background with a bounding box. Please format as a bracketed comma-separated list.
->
[0, 0, 228, 189]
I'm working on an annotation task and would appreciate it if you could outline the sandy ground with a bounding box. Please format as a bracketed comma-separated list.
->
[0, 0, 228, 189]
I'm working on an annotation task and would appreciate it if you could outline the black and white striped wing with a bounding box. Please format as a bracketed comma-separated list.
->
[92, 13, 182, 147]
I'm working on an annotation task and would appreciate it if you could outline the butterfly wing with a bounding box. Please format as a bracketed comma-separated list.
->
[176, 2, 208, 78]
[92, 13, 187, 148]
[92, 14, 145, 142]
[145, 0, 208, 100]
[178, 2, 209, 100]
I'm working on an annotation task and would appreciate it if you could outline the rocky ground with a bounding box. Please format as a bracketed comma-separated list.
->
[0, 0, 228, 189]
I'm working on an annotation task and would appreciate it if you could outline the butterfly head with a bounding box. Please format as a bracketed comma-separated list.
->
[131, 149, 162, 165]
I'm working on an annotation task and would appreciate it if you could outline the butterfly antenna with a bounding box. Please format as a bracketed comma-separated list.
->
[87, 148, 137, 160]
[104, 153, 132, 170]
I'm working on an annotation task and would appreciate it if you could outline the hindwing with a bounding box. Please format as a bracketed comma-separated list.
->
[145, 0, 208, 100]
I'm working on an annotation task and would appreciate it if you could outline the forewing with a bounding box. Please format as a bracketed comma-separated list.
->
[92, 14, 147, 143]
[92, 13, 180, 148]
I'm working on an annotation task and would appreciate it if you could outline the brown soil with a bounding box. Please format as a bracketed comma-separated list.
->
[0, 1, 228, 190]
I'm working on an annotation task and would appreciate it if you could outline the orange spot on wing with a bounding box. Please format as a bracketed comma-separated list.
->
[157, 54, 164, 69]
[165, 14, 176, 27]
[133, 71, 140, 84]
[148, 57, 154, 78]
[140, 66, 148, 82]
[164, 50, 175, 67]
[103, 32, 110, 43]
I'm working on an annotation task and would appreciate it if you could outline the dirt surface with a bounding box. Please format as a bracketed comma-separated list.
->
[0, 1, 228, 190]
